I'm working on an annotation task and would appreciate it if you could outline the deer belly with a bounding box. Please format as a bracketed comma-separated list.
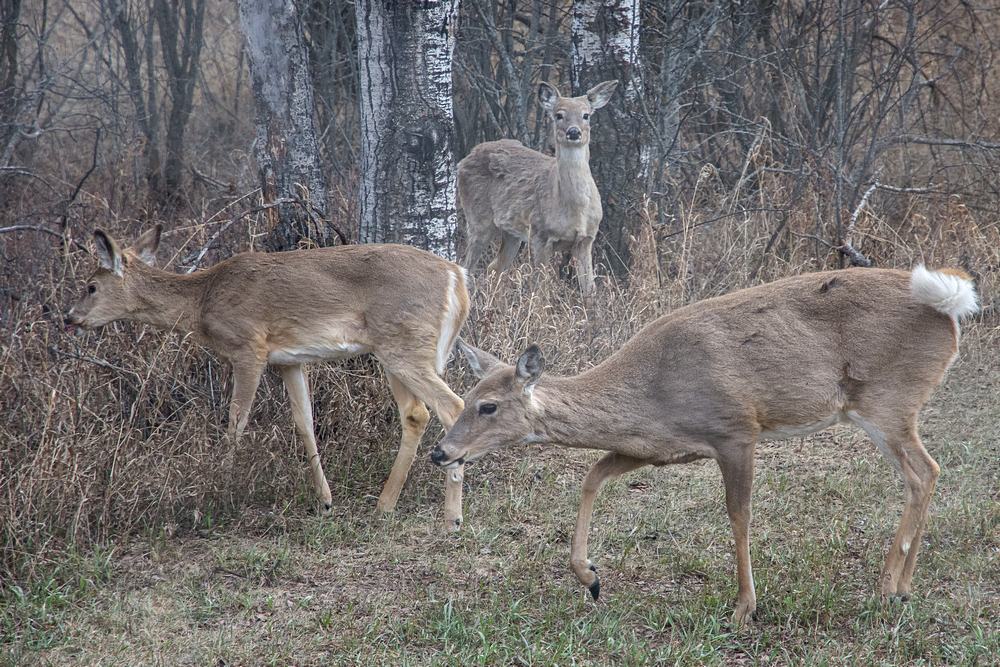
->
[759, 411, 849, 440]
[267, 341, 367, 365]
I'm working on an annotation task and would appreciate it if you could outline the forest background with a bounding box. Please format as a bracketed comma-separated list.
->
[2, 1, 999, 664]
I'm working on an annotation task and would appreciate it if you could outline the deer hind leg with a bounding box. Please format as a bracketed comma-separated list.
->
[570, 452, 648, 600]
[489, 231, 524, 276]
[383, 363, 466, 532]
[377, 370, 431, 515]
[278, 364, 333, 511]
[850, 411, 939, 600]
[718, 445, 758, 624]
[464, 224, 497, 273]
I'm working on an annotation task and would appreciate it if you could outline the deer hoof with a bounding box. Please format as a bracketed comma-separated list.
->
[588, 571, 600, 601]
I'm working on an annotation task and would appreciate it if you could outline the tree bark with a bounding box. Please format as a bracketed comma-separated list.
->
[238, 0, 332, 250]
[356, 0, 459, 260]
[571, 0, 644, 275]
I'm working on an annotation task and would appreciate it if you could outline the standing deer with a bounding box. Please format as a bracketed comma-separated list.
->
[431, 267, 979, 622]
[457, 79, 618, 297]
[65, 225, 471, 532]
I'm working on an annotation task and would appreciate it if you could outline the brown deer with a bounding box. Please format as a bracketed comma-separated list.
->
[457, 79, 618, 297]
[431, 266, 979, 622]
[65, 225, 470, 531]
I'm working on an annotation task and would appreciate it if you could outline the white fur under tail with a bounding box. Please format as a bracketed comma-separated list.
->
[909, 265, 979, 321]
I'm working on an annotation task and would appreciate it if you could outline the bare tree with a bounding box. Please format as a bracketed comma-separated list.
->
[99, 0, 206, 205]
[0, 0, 23, 177]
[356, 0, 460, 258]
[238, 0, 332, 250]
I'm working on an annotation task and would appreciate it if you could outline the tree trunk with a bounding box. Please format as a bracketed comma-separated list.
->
[356, 0, 459, 260]
[0, 0, 23, 177]
[238, 0, 332, 251]
[571, 0, 644, 275]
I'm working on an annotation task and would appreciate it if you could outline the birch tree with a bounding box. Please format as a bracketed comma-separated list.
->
[238, 0, 332, 250]
[356, 0, 459, 259]
[571, 0, 643, 271]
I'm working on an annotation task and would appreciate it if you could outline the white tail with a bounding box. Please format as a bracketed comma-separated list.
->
[432, 267, 978, 622]
[457, 79, 618, 297]
[66, 225, 471, 531]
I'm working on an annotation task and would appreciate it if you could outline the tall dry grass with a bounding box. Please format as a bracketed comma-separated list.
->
[2, 170, 998, 587]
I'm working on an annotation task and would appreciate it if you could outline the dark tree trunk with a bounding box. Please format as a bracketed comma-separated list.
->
[571, 0, 644, 276]
[238, 0, 332, 251]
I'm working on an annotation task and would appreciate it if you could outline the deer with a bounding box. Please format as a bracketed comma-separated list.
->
[457, 79, 618, 297]
[65, 225, 471, 532]
[431, 266, 979, 623]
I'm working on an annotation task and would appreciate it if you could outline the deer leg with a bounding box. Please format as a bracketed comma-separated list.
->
[377, 370, 431, 516]
[718, 446, 757, 624]
[222, 360, 265, 489]
[464, 225, 497, 272]
[382, 362, 466, 532]
[570, 452, 648, 600]
[571, 236, 596, 297]
[528, 236, 555, 268]
[489, 232, 524, 275]
[278, 364, 333, 511]
[851, 411, 939, 600]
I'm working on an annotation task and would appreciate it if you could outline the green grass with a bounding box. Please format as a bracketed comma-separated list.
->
[4, 373, 998, 666]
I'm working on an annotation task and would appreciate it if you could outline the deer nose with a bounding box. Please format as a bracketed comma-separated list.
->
[430, 448, 447, 465]
[566, 127, 582, 141]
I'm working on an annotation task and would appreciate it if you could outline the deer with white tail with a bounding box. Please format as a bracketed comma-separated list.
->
[457, 79, 618, 297]
[66, 225, 470, 532]
[431, 266, 978, 622]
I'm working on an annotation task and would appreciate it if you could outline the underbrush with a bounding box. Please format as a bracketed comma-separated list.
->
[2, 189, 999, 665]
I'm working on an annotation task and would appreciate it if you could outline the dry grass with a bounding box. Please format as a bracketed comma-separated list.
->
[2, 183, 999, 665]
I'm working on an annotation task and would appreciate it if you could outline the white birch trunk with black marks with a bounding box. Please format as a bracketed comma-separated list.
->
[357, 0, 459, 260]
[238, 0, 331, 250]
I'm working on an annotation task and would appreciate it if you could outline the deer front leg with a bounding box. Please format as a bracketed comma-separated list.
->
[278, 364, 333, 512]
[225, 360, 266, 478]
[571, 236, 596, 297]
[719, 447, 757, 624]
[570, 452, 647, 599]
[385, 365, 466, 532]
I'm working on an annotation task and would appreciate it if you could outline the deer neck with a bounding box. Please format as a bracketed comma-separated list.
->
[124, 262, 205, 334]
[531, 373, 627, 451]
[552, 144, 593, 207]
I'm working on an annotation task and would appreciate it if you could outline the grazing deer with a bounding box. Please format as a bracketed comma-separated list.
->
[65, 225, 471, 531]
[457, 79, 618, 297]
[431, 267, 979, 622]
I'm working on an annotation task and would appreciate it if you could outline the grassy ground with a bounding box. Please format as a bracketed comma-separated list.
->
[3, 284, 998, 666]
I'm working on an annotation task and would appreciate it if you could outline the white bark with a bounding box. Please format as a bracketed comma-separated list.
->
[357, 0, 459, 260]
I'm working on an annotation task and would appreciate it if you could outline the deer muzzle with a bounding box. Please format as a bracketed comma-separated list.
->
[430, 447, 464, 469]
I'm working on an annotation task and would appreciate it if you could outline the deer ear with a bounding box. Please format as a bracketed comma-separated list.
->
[586, 80, 618, 110]
[538, 81, 560, 112]
[456, 338, 507, 380]
[93, 229, 125, 277]
[515, 344, 545, 391]
[129, 224, 162, 266]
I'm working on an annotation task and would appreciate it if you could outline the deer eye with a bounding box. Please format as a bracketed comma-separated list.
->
[478, 402, 497, 417]
[555, 112, 564, 120]
[87, 284, 97, 294]
[582, 113, 590, 120]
